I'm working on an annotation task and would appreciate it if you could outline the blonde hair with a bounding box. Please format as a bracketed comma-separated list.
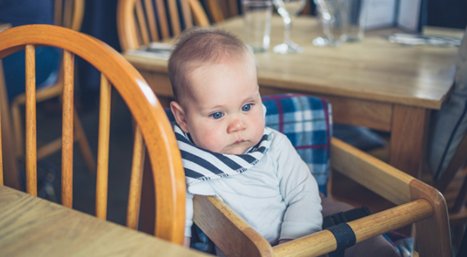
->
[168, 28, 251, 102]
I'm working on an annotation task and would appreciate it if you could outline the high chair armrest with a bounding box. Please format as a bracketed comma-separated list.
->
[194, 195, 437, 257]
[193, 138, 452, 257]
[272, 199, 433, 257]
[193, 195, 274, 257]
[330, 137, 452, 257]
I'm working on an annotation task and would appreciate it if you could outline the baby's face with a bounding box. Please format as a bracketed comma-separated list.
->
[175, 53, 264, 155]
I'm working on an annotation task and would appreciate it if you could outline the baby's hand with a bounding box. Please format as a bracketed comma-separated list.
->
[184, 237, 191, 247]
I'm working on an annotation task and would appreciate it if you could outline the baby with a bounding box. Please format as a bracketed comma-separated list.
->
[168, 28, 400, 257]
[168, 28, 322, 246]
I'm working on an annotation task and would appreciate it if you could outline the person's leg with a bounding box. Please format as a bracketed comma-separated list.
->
[321, 196, 400, 257]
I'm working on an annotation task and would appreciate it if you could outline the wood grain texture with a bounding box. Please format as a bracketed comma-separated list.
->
[125, 16, 458, 109]
[331, 138, 414, 205]
[126, 128, 145, 229]
[220, 17, 459, 109]
[272, 200, 432, 257]
[25, 45, 37, 196]
[389, 105, 430, 177]
[117, 0, 210, 52]
[410, 179, 452, 257]
[193, 195, 273, 257]
[9, 0, 94, 173]
[123, 18, 459, 177]
[0, 25, 186, 244]
[0, 80, 2, 184]
[61, 50, 74, 208]
[0, 24, 20, 188]
[96, 74, 111, 220]
[0, 186, 209, 257]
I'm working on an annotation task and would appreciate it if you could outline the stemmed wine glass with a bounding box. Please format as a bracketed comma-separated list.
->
[272, 0, 306, 54]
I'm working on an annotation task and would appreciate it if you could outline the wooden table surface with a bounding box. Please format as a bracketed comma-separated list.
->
[0, 186, 210, 257]
[124, 16, 462, 177]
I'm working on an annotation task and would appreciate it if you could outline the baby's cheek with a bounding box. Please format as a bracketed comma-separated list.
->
[197, 131, 224, 152]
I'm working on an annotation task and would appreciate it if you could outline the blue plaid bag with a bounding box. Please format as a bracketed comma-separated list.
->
[262, 94, 332, 195]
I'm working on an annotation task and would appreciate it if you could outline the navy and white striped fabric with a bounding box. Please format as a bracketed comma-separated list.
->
[173, 125, 273, 185]
[262, 94, 332, 194]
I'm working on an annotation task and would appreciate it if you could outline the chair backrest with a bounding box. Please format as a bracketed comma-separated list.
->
[50, 0, 85, 92]
[203, 0, 240, 23]
[117, 0, 210, 52]
[262, 94, 332, 194]
[0, 24, 186, 244]
[54, 0, 85, 30]
[220, 0, 240, 19]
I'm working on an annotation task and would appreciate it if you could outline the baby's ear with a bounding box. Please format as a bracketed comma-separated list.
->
[170, 101, 189, 133]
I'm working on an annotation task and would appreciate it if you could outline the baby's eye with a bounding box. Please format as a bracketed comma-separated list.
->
[209, 112, 224, 119]
[242, 103, 253, 112]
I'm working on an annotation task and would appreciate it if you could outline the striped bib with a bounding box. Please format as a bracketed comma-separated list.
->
[173, 125, 272, 185]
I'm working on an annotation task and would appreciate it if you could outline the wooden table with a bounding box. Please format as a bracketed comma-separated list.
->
[124, 17, 462, 177]
[0, 186, 210, 257]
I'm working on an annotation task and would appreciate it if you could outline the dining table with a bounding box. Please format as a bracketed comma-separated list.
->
[124, 16, 462, 178]
[0, 186, 210, 257]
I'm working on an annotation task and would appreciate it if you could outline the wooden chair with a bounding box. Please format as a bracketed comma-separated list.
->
[0, 24, 186, 244]
[203, 0, 240, 23]
[9, 0, 96, 173]
[193, 94, 452, 257]
[117, 0, 210, 52]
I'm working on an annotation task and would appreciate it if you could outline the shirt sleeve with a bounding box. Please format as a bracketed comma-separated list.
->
[275, 132, 323, 240]
[185, 193, 194, 237]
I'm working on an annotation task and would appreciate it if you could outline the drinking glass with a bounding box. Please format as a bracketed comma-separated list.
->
[243, 0, 273, 53]
[272, 0, 306, 54]
[312, 0, 347, 47]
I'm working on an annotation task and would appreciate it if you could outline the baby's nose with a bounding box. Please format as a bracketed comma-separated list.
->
[227, 117, 246, 133]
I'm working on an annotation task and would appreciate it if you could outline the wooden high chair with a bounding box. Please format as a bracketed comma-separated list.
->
[193, 94, 452, 257]
[9, 0, 96, 173]
[117, 0, 211, 52]
[0, 24, 186, 244]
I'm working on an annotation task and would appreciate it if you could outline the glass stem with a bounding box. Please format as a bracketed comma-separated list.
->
[283, 16, 292, 43]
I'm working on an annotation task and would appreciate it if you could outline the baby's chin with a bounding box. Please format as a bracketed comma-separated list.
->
[220, 142, 253, 155]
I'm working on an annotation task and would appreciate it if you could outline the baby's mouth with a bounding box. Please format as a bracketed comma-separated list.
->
[233, 139, 246, 144]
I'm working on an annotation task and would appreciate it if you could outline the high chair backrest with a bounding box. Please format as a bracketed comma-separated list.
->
[262, 94, 332, 194]
[117, 0, 210, 52]
[0, 24, 186, 244]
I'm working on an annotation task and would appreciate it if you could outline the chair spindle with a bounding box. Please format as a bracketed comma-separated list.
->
[25, 44, 37, 196]
[126, 127, 145, 229]
[61, 50, 75, 207]
[96, 74, 111, 219]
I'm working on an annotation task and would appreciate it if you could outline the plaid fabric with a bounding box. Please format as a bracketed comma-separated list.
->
[262, 94, 332, 194]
